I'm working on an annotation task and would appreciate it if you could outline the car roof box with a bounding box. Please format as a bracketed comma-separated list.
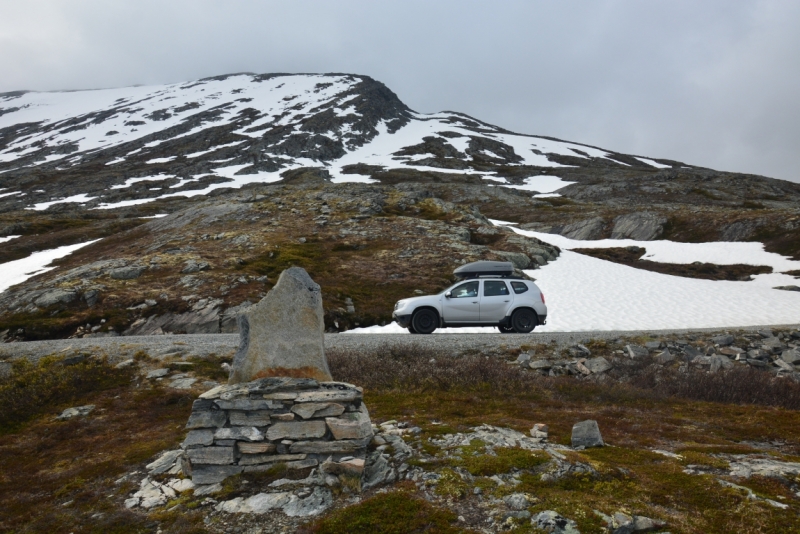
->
[453, 261, 515, 279]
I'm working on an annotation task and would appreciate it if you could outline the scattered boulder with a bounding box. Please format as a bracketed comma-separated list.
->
[584, 356, 612, 374]
[34, 288, 77, 307]
[532, 510, 580, 534]
[559, 217, 605, 240]
[571, 420, 604, 449]
[626, 345, 649, 359]
[56, 404, 95, 420]
[109, 265, 146, 280]
[610, 212, 667, 241]
[711, 334, 735, 346]
[655, 349, 676, 364]
[182, 260, 211, 274]
[782, 350, 800, 365]
[229, 267, 331, 383]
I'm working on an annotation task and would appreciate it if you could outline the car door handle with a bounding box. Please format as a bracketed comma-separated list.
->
[472, 301, 478, 304]
[503, 300, 510, 303]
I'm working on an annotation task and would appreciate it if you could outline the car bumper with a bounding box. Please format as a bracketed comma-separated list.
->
[393, 313, 412, 328]
[538, 314, 547, 325]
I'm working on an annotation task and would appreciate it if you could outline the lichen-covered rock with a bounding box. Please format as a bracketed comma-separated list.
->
[229, 267, 331, 383]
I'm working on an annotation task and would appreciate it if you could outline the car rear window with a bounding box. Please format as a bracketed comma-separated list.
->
[484, 280, 510, 296]
[510, 281, 529, 294]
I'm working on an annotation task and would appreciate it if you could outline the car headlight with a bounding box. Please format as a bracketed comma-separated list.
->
[394, 300, 405, 311]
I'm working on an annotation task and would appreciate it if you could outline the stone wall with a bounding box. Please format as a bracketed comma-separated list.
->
[181, 377, 372, 486]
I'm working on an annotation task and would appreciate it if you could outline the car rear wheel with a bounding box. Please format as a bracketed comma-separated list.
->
[511, 309, 537, 333]
[498, 325, 514, 334]
[411, 309, 438, 334]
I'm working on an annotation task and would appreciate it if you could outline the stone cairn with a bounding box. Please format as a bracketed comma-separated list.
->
[181, 267, 373, 488]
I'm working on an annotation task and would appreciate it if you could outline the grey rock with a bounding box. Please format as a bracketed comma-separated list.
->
[626, 344, 649, 358]
[290, 439, 367, 454]
[656, 348, 676, 364]
[187, 447, 235, 465]
[181, 260, 210, 274]
[214, 426, 264, 441]
[560, 217, 605, 240]
[291, 402, 345, 419]
[709, 355, 734, 373]
[220, 301, 253, 333]
[109, 265, 146, 280]
[182, 429, 214, 449]
[229, 267, 331, 383]
[644, 341, 662, 350]
[193, 483, 223, 496]
[363, 450, 394, 489]
[169, 377, 197, 389]
[191, 465, 243, 485]
[762, 337, 785, 352]
[56, 404, 95, 420]
[532, 510, 580, 534]
[217, 492, 291, 514]
[214, 398, 276, 411]
[294, 386, 361, 403]
[0, 361, 11, 379]
[185, 410, 227, 429]
[515, 352, 532, 365]
[774, 359, 795, 372]
[774, 285, 800, 292]
[282, 486, 333, 517]
[34, 289, 77, 307]
[610, 212, 667, 241]
[229, 411, 272, 427]
[711, 334, 735, 346]
[146, 368, 169, 378]
[584, 357, 612, 374]
[758, 329, 775, 338]
[237, 442, 278, 454]
[493, 250, 531, 269]
[503, 493, 530, 510]
[571, 420, 604, 448]
[238, 453, 307, 466]
[529, 360, 553, 370]
[326, 411, 373, 440]
[146, 450, 184, 474]
[782, 350, 800, 365]
[266, 421, 327, 441]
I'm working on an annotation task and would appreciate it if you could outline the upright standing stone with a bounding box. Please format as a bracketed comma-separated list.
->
[571, 420, 604, 448]
[229, 267, 332, 383]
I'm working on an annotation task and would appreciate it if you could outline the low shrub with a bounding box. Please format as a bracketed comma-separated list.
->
[0, 355, 132, 432]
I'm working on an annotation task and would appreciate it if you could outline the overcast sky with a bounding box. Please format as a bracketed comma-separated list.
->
[1, 0, 798, 183]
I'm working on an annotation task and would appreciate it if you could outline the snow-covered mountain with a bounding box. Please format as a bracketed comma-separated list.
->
[0, 73, 679, 211]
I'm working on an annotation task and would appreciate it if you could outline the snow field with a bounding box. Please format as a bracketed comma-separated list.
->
[0, 240, 100, 294]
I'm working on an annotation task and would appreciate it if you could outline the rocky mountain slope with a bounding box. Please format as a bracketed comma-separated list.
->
[1, 72, 799, 340]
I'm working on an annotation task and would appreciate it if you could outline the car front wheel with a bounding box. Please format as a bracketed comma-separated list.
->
[408, 325, 418, 334]
[411, 309, 438, 334]
[511, 309, 537, 333]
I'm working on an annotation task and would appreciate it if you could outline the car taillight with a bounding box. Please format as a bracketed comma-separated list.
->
[540, 292, 545, 304]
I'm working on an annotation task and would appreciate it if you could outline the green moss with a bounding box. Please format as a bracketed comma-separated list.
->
[434, 468, 470, 499]
[448, 440, 549, 476]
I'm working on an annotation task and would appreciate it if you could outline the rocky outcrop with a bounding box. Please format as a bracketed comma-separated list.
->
[611, 211, 667, 241]
[229, 268, 331, 383]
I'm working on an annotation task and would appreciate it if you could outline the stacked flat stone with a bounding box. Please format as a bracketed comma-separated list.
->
[182, 377, 372, 486]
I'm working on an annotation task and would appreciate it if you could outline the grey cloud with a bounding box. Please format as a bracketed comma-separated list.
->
[0, 0, 797, 182]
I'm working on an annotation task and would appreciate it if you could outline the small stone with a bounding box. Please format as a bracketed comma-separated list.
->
[187, 447, 235, 465]
[182, 429, 214, 449]
[239, 453, 308, 466]
[584, 356, 612, 374]
[294, 389, 361, 403]
[169, 377, 197, 389]
[530, 423, 548, 439]
[758, 329, 775, 338]
[186, 411, 227, 429]
[532, 510, 580, 534]
[214, 426, 264, 442]
[192, 465, 243, 485]
[292, 402, 346, 419]
[656, 348, 676, 364]
[215, 399, 275, 410]
[644, 341, 662, 350]
[115, 359, 135, 369]
[326, 411, 373, 440]
[290, 439, 366, 454]
[193, 483, 223, 496]
[271, 412, 296, 421]
[711, 334, 735, 346]
[229, 411, 272, 427]
[626, 345, 649, 359]
[146, 450, 184, 474]
[321, 457, 365, 477]
[146, 368, 169, 379]
[503, 493, 529, 510]
[529, 360, 552, 370]
[266, 421, 327, 441]
[781, 350, 800, 365]
[237, 442, 277, 454]
[571, 420, 604, 448]
[515, 352, 532, 364]
[56, 404, 95, 420]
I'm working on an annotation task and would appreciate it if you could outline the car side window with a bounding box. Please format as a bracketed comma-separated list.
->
[510, 282, 529, 294]
[483, 280, 510, 297]
[451, 281, 479, 298]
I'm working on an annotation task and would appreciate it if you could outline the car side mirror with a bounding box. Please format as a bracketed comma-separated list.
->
[444, 291, 451, 298]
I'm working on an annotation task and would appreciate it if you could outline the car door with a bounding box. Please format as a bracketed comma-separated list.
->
[441, 281, 480, 322]
[480, 280, 513, 321]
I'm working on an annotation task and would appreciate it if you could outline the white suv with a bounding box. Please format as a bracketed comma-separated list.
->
[392, 261, 547, 334]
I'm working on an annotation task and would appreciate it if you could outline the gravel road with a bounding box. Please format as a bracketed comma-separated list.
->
[2, 324, 798, 364]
